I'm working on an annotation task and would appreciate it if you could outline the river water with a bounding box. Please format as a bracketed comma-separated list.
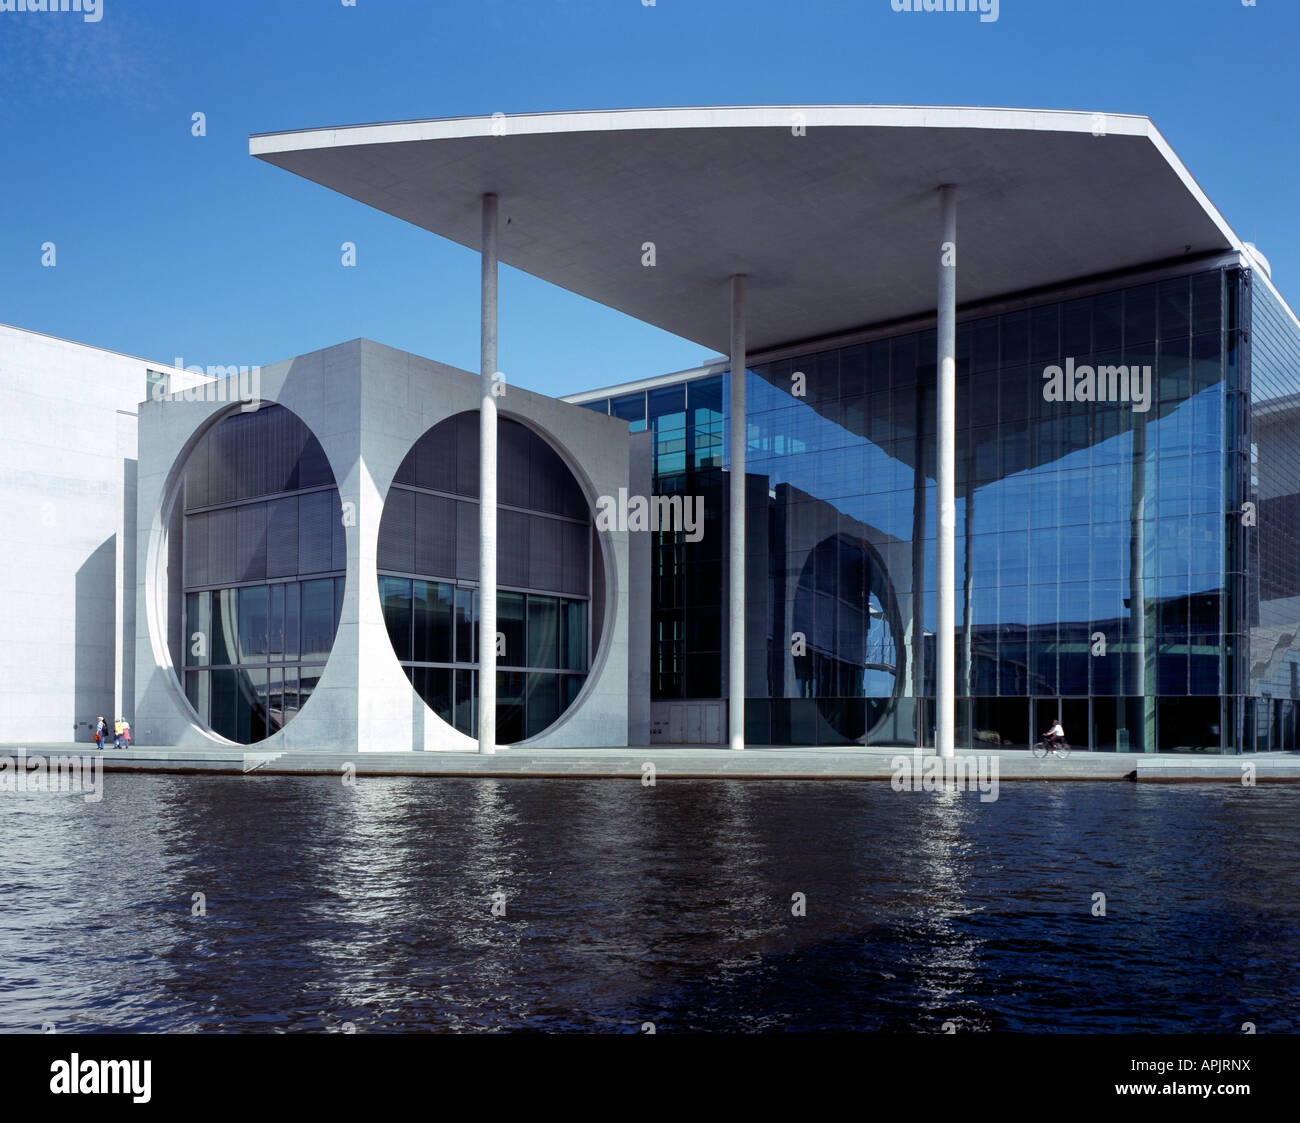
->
[0, 774, 1295, 1033]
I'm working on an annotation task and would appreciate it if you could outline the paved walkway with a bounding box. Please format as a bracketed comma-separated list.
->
[4, 742, 1299, 782]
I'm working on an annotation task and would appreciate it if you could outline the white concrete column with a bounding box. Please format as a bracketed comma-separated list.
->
[729, 274, 746, 751]
[478, 193, 499, 754]
[936, 186, 957, 758]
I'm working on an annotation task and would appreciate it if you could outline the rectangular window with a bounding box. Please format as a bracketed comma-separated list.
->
[561, 599, 588, 671]
[379, 576, 413, 663]
[269, 583, 284, 660]
[498, 592, 526, 669]
[302, 578, 337, 662]
[285, 582, 300, 660]
[455, 587, 476, 664]
[454, 669, 476, 735]
[611, 392, 647, 432]
[210, 668, 238, 741]
[413, 580, 453, 664]
[238, 586, 269, 663]
[211, 590, 236, 666]
[527, 595, 559, 668]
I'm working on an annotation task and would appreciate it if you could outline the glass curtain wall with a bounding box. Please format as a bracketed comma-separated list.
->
[1246, 272, 1300, 752]
[588, 266, 1241, 750]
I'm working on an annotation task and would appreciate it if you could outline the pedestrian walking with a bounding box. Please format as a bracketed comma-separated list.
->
[121, 719, 131, 748]
[93, 716, 107, 749]
[113, 718, 124, 750]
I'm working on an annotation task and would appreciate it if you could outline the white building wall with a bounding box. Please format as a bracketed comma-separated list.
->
[0, 324, 199, 743]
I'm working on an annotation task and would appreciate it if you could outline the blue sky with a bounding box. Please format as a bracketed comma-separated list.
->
[0, 0, 1295, 398]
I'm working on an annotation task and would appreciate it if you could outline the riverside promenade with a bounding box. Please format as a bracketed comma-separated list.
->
[4, 743, 1300, 782]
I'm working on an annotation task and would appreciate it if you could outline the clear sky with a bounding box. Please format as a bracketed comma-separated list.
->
[1, 0, 1295, 399]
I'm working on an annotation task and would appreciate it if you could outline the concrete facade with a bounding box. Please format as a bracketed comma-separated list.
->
[134, 338, 639, 752]
[0, 324, 199, 743]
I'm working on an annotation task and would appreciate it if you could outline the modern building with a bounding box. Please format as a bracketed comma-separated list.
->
[5, 106, 1299, 754]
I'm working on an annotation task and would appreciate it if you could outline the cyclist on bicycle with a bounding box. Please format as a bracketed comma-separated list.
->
[1043, 718, 1066, 755]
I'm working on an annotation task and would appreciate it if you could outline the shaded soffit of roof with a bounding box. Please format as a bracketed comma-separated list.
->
[251, 106, 1241, 354]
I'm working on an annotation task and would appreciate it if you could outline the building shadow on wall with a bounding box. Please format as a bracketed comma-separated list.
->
[73, 535, 116, 743]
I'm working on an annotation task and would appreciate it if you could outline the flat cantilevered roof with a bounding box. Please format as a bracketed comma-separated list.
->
[251, 105, 1243, 354]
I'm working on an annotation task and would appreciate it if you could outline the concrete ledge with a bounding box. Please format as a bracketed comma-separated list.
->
[6, 743, 1298, 782]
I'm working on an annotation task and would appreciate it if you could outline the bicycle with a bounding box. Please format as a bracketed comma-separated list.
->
[1032, 737, 1071, 759]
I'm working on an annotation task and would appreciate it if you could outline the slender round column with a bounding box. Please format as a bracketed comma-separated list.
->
[729, 274, 746, 751]
[936, 186, 958, 758]
[478, 193, 499, 754]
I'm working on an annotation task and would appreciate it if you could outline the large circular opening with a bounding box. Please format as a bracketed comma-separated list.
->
[376, 412, 598, 743]
[168, 404, 345, 743]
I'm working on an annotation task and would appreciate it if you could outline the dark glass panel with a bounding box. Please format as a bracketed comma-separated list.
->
[527, 596, 559, 668]
[525, 673, 561, 737]
[498, 592, 526, 668]
[415, 666, 453, 724]
[284, 582, 300, 660]
[454, 670, 476, 735]
[1158, 276, 1191, 339]
[211, 590, 235, 666]
[379, 576, 413, 663]
[210, 669, 238, 742]
[184, 670, 208, 722]
[302, 578, 337, 662]
[972, 697, 1029, 749]
[267, 668, 284, 734]
[611, 392, 647, 432]
[1158, 696, 1220, 753]
[455, 588, 476, 664]
[237, 585, 269, 663]
[1124, 283, 1158, 345]
[239, 668, 269, 744]
[282, 666, 299, 723]
[496, 671, 526, 743]
[1191, 270, 1222, 335]
[413, 580, 453, 664]
[269, 582, 284, 660]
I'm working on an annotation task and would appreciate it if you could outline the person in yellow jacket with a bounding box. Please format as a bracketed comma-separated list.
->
[113, 718, 124, 750]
